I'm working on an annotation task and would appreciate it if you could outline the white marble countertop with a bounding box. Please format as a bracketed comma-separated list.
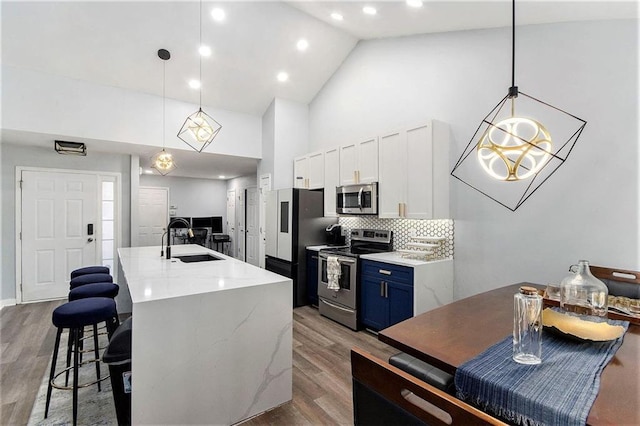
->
[360, 251, 453, 267]
[118, 245, 289, 304]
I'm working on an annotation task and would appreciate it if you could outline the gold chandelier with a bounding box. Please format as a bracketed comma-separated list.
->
[178, 0, 222, 152]
[451, 0, 586, 211]
[151, 49, 177, 176]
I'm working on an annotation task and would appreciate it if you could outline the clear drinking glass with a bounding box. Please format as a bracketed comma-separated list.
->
[513, 286, 542, 365]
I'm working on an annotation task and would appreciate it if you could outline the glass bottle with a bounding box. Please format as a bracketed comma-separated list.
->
[560, 260, 608, 318]
[513, 286, 542, 365]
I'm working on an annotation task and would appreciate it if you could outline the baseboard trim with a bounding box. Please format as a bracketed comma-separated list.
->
[1, 299, 17, 310]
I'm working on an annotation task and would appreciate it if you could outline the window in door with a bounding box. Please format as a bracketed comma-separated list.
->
[101, 178, 116, 270]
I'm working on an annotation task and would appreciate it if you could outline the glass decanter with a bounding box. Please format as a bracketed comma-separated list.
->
[560, 260, 608, 318]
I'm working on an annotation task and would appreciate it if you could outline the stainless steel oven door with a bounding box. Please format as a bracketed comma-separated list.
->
[318, 253, 357, 308]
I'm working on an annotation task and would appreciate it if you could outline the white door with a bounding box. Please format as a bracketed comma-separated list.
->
[245, 187, 259, 266]
[20, 170, 98, 302]
[138, 186, 169, 247]
[237, 190, 246, 261]
[226, 189, 236, 257]
[259, 174, 272, 268]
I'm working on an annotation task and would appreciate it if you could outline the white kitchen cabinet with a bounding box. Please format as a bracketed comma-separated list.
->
[378, 121, 449, 219]
[323, 147, 340, 217]
[339, 137, 378, 185]
[293, 151, 324, 189]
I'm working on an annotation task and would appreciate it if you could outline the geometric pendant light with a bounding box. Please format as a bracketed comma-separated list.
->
[177, 0, 222, 152]
[151, 48, 177, 176]
[451, 0, 587, 211]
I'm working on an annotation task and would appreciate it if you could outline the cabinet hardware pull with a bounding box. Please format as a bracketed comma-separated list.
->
[379, 269, 392, 275]
[357, 170, 360, 183]
[311, 256, 318, 260]
[353, 170, 358, 183]
[398, 203, 401, 217]
[400, 389, 453, 424]
[384, 282, 388, 298]
[380, 281, 385, 297]
[322, 299, 354, 313]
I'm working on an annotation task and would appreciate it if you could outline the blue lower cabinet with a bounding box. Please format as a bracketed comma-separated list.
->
[306, 249, 319, 306]
[387, 281, 413, 327]
[360, 260, 414, 331]
[361, 276, 388, 331]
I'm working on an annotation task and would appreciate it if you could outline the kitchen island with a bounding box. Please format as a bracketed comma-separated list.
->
[118, 244, 292, 425]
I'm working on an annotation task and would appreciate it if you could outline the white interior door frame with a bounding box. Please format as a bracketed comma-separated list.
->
[15, 166, 122, 303]
[258, 174, 272, 268]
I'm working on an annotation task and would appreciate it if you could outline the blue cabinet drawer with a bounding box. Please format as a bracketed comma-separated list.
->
[361, 260, 413, 285]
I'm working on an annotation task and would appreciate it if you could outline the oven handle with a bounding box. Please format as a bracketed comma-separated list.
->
[322, 299, 355, 313]
[339, 258, 356, 264]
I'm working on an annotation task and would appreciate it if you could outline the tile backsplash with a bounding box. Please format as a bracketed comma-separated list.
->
[338, 217, 454, 259]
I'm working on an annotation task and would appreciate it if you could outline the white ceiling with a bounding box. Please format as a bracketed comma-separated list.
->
[2, 1, 635, 180]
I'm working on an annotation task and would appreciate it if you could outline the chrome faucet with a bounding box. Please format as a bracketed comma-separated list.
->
[161, 217, 194, 259]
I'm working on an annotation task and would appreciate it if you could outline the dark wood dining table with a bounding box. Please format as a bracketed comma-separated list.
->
[378, 283, 640, 425]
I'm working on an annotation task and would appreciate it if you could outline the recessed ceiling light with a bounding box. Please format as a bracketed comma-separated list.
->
[406, 0, 423, 7]
[362, 6, 377, 15]
[218, 175, 226, 179]
[296, 39, 309, 52]
[199, 45, 211, 57]
[189, 79, 201, 89]
[144, 169, 154, 175]
[211, 8, 225, 22]
[330, 12, 343, 21]
[277, 72, 289, 82]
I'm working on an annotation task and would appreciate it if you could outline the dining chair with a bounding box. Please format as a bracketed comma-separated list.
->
[590, 265, 640, 299]
[188, 228, 209, 247]
[351, 347, 506, 425]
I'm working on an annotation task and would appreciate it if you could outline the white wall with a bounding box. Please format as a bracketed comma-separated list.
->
[139, 174, 227, 221]
[1, 141, 132, 302]
[227, 175, 257, 193]
[2, 66, 262, 159]
[309, 19, 639, 299]
[259, 98, 310, 190]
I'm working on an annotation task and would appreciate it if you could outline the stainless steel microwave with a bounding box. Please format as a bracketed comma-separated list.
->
[336, 183, 378, 215]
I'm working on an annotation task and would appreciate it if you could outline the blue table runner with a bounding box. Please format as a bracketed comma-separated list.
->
[454, 319, 629, 426]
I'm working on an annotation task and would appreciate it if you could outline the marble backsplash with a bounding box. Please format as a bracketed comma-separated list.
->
[338, 217, 454, 259]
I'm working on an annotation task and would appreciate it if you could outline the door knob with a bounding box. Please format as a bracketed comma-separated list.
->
[87, 238, 94, 242]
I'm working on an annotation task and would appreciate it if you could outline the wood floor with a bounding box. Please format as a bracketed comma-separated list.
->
[1, 302, 396, 425]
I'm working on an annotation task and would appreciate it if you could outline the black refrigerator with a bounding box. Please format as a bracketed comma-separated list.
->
[265, 188, 336, 307]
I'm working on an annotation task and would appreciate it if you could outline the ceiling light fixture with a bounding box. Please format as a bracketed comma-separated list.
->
[211, 7, 225, 22]
[54, 140, 86, 156]
[198, 45, 211, 57]
[178, 0, 222, 153]
[331, 12, 344, 21]
[151, 49, 177, 176]
[218, 175, 226, 179]
[406, 0, 423, 8]
[450, 0, 586, 211]
[277, 71, 289, 82]
[296, 39, 309, 52]
[362, 6, 377, 15]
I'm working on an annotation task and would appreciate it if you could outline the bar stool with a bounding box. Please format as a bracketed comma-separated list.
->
[66, 283, 120, 381]
[69, 283, 119, 301]
[70, 266, 110, 279]
[69, 273, 113, 289]
[45, 298, 119, 426]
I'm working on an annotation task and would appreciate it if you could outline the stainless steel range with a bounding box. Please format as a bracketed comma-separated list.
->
[318, 229, 393, 330]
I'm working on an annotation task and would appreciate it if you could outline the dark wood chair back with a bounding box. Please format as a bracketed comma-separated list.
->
[351, 347, 506, 426]
[590, 265, 640, 299]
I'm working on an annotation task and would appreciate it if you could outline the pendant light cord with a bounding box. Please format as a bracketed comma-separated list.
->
[199, 0, 203, 109]
[163, 59, 166, 149]
[509, 0, 518, 98]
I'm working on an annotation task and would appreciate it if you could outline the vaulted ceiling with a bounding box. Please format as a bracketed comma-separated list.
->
[2, 1, 634, 179]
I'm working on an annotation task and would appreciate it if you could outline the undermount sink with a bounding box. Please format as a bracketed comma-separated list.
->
[175, 254, 222, 263]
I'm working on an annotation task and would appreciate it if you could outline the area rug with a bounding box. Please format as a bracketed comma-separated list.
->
[28, 331, 118, 425]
